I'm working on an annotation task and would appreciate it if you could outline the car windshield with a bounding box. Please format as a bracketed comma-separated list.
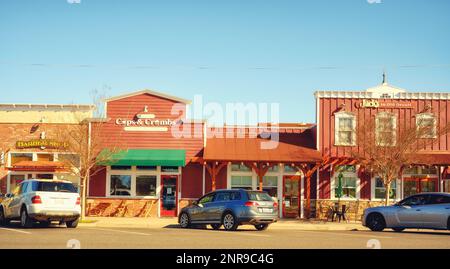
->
[247, 191, 273, 201]
[31, 181, 78, 193]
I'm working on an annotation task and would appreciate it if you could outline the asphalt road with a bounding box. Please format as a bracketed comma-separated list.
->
[0, 221, 449, 249]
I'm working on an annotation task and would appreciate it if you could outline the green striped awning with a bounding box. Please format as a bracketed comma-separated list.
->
[97, 149, 186, 167]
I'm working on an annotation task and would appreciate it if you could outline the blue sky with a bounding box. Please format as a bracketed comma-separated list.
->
[1, 0, 450, 123]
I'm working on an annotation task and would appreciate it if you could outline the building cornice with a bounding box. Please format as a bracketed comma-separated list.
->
[314, 91, 450, 100]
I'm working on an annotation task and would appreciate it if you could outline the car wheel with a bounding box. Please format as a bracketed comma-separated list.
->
[392, 228, 405, 232]
[210, 224, 221, 230]
[222, 212, 238, 231]
[66, 219, 79, 228]
[366, 213, 386, 232]
[20, 208, 33, 228]
[179, 212, 191, 228]
[254, 224, 269, 231]
[0, 208, 9, 226]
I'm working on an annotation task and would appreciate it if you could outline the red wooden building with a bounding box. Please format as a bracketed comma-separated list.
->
[314, 76, 450, 219]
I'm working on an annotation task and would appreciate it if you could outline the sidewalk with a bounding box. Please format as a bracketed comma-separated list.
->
[79, 217, 367, 231]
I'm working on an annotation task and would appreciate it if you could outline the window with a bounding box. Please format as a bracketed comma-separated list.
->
[403, 166, 438, 176]
[334, 174, 357, 199]
[335, 165, 356, 173]
[198, 193, 215, 205]
[161, 166, 179, 173]
[37, 153, 54, 162]
[214, 192, 232, 202]
[376, 112, 397, 146]
[427, 195, 450, 205]
[231, 163, 251, 172]
[231, 176, 253, 190]
[111, 166, 132, 171]
[136, 175, 157, 196]
[399, 195, 428, 206]
[10, 153, 33, 166]
[30, 181, 78, 193]
[416, 113, 437, 138]
[137, 166, 157, 171]
[444, 180, 450, 193]
[374, 177, 397, 199]
[284, 165, 298, 173]
[263, 176, 278, 197]
[335, 112, 356, 146]
[247, 191, 273, 201]
[110, 175, 132, 196]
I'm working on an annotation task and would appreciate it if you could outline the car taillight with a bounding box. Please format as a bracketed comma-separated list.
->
[76, 197, 81, 205]
[245, 201, 260, 207]
[31, 195, 42, 204]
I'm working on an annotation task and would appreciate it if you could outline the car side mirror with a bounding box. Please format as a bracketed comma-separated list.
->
[192, 201, 198, 206]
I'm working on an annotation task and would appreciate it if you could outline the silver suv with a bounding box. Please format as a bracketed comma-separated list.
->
[0, 179, 81, 228]
[178, 189, 279, 231]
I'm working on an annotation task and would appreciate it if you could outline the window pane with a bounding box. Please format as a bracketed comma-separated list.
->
[267, 166, 279, 172]
[136, 166, 157, 171]
[136, 175, 156, 196]
[111, 166, 131, 171]
[231, 163, 251, 172]
[231, 176, 252, 188]
[10, 153, 33, 165]
[263, 176, 278, 187]
[284, 165, 298, 173]
[37, 154, 54, 162]
[110, 175, 131, 196]
[161, 166, 179, 173]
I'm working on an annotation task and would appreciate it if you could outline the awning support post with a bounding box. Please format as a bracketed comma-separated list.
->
[204, 161, 227, 191]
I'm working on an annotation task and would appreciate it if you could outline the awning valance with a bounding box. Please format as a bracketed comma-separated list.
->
[97, 149, 186, 167]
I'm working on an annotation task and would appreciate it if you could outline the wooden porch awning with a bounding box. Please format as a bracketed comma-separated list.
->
[8, 161, 68, 172]
[203, 134, 322, 164]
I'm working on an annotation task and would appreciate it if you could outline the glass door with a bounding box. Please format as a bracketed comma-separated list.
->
[282, 176, 300, 218]
[160, 175, 178, 217]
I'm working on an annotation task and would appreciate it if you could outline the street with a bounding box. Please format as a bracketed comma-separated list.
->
[0, 221, 449, 249]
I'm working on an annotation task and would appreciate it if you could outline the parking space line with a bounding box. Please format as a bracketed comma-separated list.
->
[0, 227, 32, 235]
[87, 228, 152, 236]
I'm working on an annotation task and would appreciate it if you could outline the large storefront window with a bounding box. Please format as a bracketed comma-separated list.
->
[10, 153, 33, 165]
[374, 177, 397, 199]
[110, 175, 132, 196]
[136, 175, 157, 196]
[263, 176, 278, 197]
[231, 176, 253, 190]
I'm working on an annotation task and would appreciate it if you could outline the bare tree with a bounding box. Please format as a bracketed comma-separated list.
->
[352, 111, 450, 206]
[57, 89, 125, 220]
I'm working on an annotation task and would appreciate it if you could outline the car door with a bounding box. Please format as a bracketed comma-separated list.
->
[394, 195, 429, 228]
[191, 193, 215, 222]
[206, 191, 231, 222]
[422, 194, 450, 229]
[8, 182, 27, 218]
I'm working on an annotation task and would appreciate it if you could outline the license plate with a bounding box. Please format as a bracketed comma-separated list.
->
[54, 199, 65, 205]
[259, 208, 273, 213]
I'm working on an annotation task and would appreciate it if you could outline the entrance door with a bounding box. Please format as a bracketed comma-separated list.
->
[160, 175, 178, 217]
[283, 176, 301, 218]
[403, 177, 438, 197]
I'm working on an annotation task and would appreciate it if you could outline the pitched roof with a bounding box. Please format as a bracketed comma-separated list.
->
[105, 89, 192, 104]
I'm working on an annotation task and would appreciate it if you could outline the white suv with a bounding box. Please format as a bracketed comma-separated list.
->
[0, 179, 81, 228]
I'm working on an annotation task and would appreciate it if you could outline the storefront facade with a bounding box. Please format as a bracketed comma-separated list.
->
[0, 104, 94, 195]
[86, 90, 322, 218]
[314, 78, 450, 220]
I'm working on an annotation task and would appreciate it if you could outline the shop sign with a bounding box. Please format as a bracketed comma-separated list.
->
[355, 99, 413, 109]
[16, 139, 69, 150]
[115, 106, 178, 132]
